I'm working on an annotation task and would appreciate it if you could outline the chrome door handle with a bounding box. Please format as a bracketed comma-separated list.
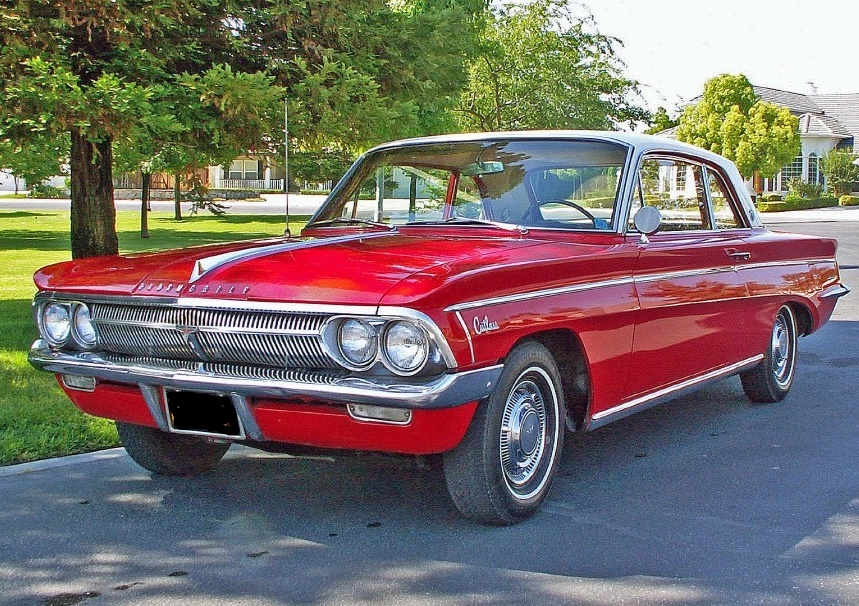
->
[725, 249, 751, 261]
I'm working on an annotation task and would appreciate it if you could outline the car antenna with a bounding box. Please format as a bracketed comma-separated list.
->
[283, 98, 291, 238]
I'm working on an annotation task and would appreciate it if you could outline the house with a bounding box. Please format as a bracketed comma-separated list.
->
[662, 85, 859, 194]
[208, 155, 286, 191]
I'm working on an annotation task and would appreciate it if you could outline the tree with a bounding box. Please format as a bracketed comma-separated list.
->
[234, 0, 484, 151]
[0, 2, 276, 258]
[0, 134, 68, 194]
[1, 1, 484, 258]
[644, 107, 679, 135]
[821, 149, 859, 196]
[676, 74, 799, 179]
[114, 68, 284, 228]
[455, 0, 648, 132]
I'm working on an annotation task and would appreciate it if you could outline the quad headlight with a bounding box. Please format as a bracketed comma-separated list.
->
[325, 316, 435, 375]
[41, 302, 71, 346]
[338, 318, 378, 369]
[72, 304, 97, 348]
[39, 301, 98, 349]
[383, 320, 428, 374]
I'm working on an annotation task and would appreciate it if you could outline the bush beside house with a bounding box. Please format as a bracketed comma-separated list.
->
[840, 195, 859, 206]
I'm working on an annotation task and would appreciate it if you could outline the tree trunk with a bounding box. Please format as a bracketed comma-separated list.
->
[173, 171, 182, 220]
[141, 171, 151, 238]
[70, 129, 118, 259]
[13, 176, 18, 195]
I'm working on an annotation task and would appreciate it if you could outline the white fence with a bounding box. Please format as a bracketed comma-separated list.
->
[219, 179, 284, 191]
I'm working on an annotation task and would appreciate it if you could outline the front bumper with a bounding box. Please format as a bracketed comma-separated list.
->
[29, 340, 502, 410]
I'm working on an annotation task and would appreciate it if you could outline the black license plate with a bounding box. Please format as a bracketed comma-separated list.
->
[165, 390, 243, 438]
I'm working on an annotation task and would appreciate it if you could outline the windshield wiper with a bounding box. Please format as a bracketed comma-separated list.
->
[310, 217, 396, 230]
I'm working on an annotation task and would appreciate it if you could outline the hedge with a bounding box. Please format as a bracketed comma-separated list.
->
[757, 197, 839, 213]
[839, 195, 859, 207]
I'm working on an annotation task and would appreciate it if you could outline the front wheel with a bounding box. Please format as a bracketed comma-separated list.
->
[443, 342, 564, 525]
[117, 422, 230, 476]
[741, 305, 798, 403]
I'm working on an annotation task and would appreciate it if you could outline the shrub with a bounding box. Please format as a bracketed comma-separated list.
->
[28, 183, 66, 198]
[757, 197, 839, 212]
[839, 195, 859, 207]
[785, 177, 824, 200]
[759, 193, 782, 202]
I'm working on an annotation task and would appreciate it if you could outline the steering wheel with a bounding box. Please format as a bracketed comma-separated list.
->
[536, 199, 598, 227]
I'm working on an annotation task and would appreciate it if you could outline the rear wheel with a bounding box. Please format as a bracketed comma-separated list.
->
[741, 305, 798, 403]
[443, 342, 564, 525]
[117, 422, 230, 476]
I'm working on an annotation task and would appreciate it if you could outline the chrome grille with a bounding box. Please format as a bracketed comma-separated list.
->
[90, 303, 336, 370]
[100, 353, 345, 384]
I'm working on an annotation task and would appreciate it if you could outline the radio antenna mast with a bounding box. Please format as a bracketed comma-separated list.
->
[284, 98, 291, 237]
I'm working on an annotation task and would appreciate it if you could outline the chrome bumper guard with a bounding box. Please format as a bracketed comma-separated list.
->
[29, 340, 502, 410]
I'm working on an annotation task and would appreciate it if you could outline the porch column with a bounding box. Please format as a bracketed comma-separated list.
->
[264, 166, 272, 189]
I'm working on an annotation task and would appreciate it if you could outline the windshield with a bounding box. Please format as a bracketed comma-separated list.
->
[309, 139, 629, 231]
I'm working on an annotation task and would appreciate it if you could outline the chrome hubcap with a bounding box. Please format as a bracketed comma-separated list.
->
[500, 370, 552, 496]
[771, 310, 794, 387]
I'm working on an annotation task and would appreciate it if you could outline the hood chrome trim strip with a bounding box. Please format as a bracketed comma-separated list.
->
[188, 233, 389, 283]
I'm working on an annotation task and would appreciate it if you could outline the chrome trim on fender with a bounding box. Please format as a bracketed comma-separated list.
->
[820, 284, 850, 300]
[444, 258, 839, 313]
[445, 277, 636, 312]
[454, 311, 475, 364]
[588, 355, 764, 429]
[29, 340, 502, 410]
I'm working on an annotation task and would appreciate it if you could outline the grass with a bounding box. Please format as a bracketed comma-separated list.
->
[0, 193, 28, 199]
[0, 209, 309, 466]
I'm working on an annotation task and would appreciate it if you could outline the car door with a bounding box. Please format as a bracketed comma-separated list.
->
[623, 156, 752, 400]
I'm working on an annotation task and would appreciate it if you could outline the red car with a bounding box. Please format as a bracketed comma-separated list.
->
[30, 132, 848, 524]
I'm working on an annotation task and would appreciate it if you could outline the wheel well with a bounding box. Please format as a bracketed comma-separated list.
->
[514, 330, 590, 432]
[787, 302, 813, 336]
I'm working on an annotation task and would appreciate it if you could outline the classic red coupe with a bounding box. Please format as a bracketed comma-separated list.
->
[30, 132, 848, 524]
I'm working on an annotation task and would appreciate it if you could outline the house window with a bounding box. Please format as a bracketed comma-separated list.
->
[227, 160, 259, 180]
[781, 155, 803, 184]
[808, 153, 819, 184]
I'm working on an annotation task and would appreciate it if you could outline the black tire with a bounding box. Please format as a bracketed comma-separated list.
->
[443, 341, 565, 525]
[116, 422, 230, 476]
[741, 305, 798, 403]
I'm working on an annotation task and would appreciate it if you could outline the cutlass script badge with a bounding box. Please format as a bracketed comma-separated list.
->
[473, 315, 500, 334]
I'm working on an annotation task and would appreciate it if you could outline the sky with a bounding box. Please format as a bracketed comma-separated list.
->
[586, 0, 859, 114]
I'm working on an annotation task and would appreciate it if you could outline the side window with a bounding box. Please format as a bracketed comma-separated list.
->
[636, 158, 709, 231]
[706, 169, 742, 229]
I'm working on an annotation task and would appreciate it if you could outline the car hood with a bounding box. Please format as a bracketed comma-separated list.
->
[34, 231, 550, 306]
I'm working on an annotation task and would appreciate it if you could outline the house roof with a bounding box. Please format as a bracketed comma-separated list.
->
[809, 94, 859, 141]
[681, 84, 859, 142]
[798, 112, 851, 137]
[752, 86, 822, 114]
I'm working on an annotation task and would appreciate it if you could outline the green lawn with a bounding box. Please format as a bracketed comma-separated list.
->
[0, 209, 308, 465]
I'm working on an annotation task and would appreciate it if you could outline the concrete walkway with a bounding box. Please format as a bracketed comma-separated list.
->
[0, 193, 329, 217]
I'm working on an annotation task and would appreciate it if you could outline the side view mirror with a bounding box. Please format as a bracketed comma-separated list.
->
[633, 206, 661, 243]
